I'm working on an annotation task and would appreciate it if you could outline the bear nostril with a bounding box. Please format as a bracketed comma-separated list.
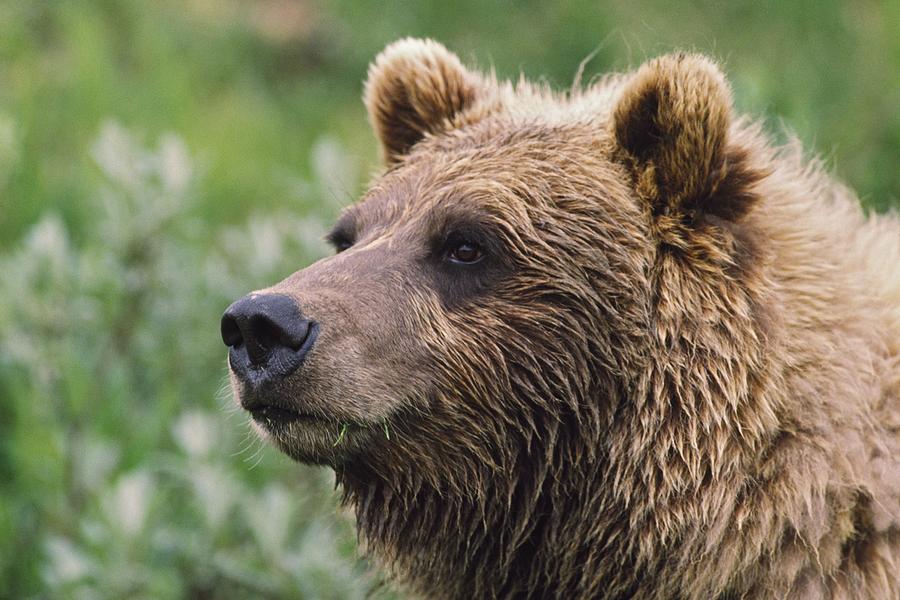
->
[241, 317, 278, 364]
[249, 315, 310, 352]
[220, 313, 243, 348]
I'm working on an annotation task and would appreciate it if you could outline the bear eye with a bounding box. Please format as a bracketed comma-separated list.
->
[333, 238, 353, 253]
[326, 230, 355, 254]
[446, 240, 484, 265]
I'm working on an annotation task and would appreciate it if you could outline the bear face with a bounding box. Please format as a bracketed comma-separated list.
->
[221, 39, 900, 600]
[240, 132, 653, 471]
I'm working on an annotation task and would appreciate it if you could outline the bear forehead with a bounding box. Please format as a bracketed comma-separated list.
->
[362, 120, 617, 211]
[420, 120, 610, 159]
[342, 170, 519, 242]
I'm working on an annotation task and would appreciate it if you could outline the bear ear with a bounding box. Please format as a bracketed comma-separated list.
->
[365, 38, 488, 165]
[613, 54, 749, 220]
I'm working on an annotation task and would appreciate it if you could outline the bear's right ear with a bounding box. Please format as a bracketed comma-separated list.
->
[365, 38, 489, 165]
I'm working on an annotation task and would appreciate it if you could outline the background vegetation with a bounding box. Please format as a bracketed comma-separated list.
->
[1, 1, 897, 597]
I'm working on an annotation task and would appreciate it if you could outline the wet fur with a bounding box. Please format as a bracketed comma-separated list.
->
[251, 39, 900, 599]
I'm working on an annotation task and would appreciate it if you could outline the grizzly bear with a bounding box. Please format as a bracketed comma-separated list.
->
[220, 39, 900, 599]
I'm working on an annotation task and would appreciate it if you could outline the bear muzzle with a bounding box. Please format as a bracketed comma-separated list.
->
[220, 293, 319, 420]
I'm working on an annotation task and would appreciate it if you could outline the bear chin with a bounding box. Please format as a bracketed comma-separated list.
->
[244, 404, 385, 466]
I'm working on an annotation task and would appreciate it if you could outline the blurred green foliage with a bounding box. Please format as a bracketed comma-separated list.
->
[0, 1, 897, 597]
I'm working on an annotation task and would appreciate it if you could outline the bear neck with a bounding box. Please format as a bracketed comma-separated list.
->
[333, 377, 665, 598]
[337, 443, 651, 599]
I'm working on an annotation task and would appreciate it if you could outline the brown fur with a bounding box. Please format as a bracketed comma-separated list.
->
[232, 39, 900, 599]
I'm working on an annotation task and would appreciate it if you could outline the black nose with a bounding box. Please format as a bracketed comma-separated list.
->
[220, 294, 318, 385]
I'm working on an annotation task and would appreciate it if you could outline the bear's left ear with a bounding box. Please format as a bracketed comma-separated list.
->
[365, 38, 489, 165]
[613, 54, 754, 221]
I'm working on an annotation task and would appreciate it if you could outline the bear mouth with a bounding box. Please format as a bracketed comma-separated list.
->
[237, 378, 330, 428]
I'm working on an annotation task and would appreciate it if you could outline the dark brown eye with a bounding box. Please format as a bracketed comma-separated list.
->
[327, 231, 354, 253]
[447, 241, 483, 264]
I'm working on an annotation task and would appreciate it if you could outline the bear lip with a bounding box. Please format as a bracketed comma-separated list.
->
[248, 404, 321, 425]
[239, 378, 328, 426]
[241, 388, 327, 425]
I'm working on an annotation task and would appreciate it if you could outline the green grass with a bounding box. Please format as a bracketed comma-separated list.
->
[333, 423, 349, 447]
[0, 1, 897, 597]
